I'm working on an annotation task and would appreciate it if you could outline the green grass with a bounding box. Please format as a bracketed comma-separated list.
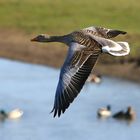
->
[0, 0, 140, 33]
[0, 0, 140, 56]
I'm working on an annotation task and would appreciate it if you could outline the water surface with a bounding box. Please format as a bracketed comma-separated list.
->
[0, 58, 140, 140]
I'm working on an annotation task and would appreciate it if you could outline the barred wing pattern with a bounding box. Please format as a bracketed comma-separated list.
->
[82, 26, 127, 39]
[51, 43, 101, 117]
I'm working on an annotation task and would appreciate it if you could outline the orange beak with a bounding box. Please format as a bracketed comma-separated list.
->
[31, 37, 37, 41]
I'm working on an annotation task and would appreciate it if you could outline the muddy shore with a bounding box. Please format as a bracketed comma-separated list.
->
[0, 30, 140, 82]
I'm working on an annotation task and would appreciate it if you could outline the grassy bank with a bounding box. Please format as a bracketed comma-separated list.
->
[0, 0, 140, 82]
[0, 0, 140, 56]
[0, 30, 140, 82]
[0, 0, 140, 32]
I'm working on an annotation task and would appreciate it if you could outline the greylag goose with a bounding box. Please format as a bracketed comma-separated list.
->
[97, 105, 111, 118]
[113, 106, 136, 120]
[31, 26, 130, 117]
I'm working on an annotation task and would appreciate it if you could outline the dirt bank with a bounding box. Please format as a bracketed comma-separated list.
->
[0, 29, 140, 82]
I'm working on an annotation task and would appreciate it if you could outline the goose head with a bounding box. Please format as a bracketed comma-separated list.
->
[31, 34, 50, 42]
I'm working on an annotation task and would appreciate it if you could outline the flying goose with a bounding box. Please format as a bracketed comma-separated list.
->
[31, 26, 130, 117]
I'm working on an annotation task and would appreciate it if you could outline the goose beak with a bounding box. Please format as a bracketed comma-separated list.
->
[31, 37, 37, 42]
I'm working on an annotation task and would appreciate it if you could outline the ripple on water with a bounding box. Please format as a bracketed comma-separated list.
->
[0, 58, 140, 140]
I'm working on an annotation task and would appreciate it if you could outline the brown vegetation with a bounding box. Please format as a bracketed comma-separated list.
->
[0, 29, 140, 82]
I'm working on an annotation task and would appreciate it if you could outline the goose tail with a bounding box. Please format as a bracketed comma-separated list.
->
[102, 42, 130, 56]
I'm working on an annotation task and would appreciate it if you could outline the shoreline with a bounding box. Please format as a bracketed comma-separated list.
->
[0, 30, 140, 83]
[1, 54, 140, 83]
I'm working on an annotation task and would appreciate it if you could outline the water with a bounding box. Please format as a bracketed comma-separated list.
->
[0, 58, 140, 140]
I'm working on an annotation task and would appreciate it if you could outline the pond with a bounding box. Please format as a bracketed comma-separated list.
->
[0, 58, 140, 140]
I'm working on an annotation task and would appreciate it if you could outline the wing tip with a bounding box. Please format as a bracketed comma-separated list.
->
[107, 30, 127, 38]
[121, 31, 127, 35]
[50, 107, 65, 118]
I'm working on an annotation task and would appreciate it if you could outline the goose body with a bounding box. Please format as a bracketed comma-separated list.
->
[97, 105, 111, 118]
[31, 26, 130, 117]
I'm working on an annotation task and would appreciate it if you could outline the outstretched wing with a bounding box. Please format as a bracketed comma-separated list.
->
[82, 26, 127, 39]
[51, 42, 101, 117]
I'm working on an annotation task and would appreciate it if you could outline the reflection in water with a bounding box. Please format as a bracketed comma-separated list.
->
[0, 58, 140, 140]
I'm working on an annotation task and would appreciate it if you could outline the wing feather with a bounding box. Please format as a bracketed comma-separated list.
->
[51, 43, 101, 117]
[83, 26, 127, 39]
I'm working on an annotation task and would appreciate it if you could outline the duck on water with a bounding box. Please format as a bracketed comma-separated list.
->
[0, 108, 23, 121]
[113, 106, 136, 121]
[31, 26, 130, 117]
[97, 105, 112, 118]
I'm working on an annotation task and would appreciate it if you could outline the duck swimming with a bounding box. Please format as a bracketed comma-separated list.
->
[0, 108, 23, 120]
[113, 106, 136, 120]
[97, 105, 112, 118]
